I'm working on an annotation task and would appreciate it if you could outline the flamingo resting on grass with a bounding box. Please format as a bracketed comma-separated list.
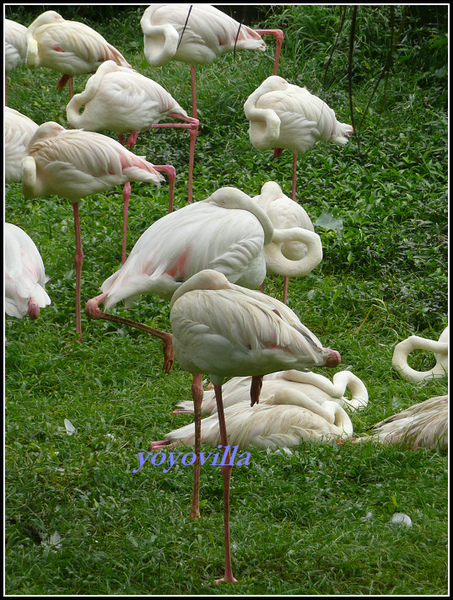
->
[140, 4, 283, 118]
[21, 121, 174, 340]
[84, 182, 322, 343]
[66, 60, 199, 253]
[25, 10, 131, 99]
[244, 75, 354, 200]
[5, 222, 51, 320]
[151, 269, 341, 582]
[5, 106, 39, 183]
[392, 326, 449, 383]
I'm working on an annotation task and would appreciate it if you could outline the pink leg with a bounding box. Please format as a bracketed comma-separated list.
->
[282, 276, 289, 304]
[122, 182, 131, 264]
[72, 202, 84, 341]
[190, 373, 203, 519]
[213, 384, 237, 584]
[69, 76, 73, 100]
[254, 29, 284, 75]
[154, 165, 176, 212]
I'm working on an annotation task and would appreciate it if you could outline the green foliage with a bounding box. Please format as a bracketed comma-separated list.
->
[5, 4, 448, 595]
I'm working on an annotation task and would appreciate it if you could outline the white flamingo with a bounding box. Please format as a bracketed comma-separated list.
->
[5, 222, 51, 320]
[392, 326, 449, 383]
[21, 121, 173, 340]
[66, 60, 192, 262]
[175, 369, 369, 415]
[355, 395, 448, 450]
[152, 269, 341, 582]
[140, 4, 283, 118]
[84, 183, 322, 328]
[5, 106, 39, 183]
[244, 75, 353, 200]
[25, 10, 131, 98]
[5, 18, 28, 104]
[161, 389, 354, 449]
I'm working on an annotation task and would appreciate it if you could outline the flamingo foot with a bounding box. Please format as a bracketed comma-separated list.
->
[27, 298, 40, 320]
[149, 439, 173, 450]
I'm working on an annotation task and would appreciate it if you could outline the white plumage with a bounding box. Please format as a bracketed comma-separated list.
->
[85, 183, 322, 317]
[25, 10, 131, 97]
[357, 395, 448, 450]
[244, 75, 353, 199]
[5, 107, 39, 183]
[5, 222, 51, 320]
[392, 326, 449, 383]
[21, 121, 165, 339]
[5, 18, 28, 72]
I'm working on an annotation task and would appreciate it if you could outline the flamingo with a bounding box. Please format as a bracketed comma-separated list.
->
[392, 326, 449, 383]
[5, 18, 28, 105]
[140, 4, 283, 118]
[5, 107, 39, 183]
[354, 395, 448, 450]
[253, 180, 319, 302]
[21, 121, 174, 341]
[5, 222, 51, 320]
[66, 60, 198, 260]
[157, 389, 353, 450]
[244, 75, 354, 200]
[84, 183, 322, 328]
[175, 369, 369, 415]
[25, 10, 131, 99]
[152, 269, 341, 582]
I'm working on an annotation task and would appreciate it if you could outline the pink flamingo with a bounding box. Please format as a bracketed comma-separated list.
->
[5, 18, 28, 105]
[21, 121, 174, 340]
[5, 106, 39, 183]
[140, 4, 283, 118]
[66, 60, 197, 261]
[25, 10, 131, 98]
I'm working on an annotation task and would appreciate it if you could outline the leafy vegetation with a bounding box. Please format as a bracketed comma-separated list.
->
[5, 5, 448, 595]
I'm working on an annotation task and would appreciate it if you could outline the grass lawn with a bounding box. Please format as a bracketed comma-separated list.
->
[4, 5, 448, 595]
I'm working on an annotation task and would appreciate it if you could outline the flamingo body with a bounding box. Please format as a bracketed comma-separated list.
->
[5, 19, 28, 72]
[170, 269, 341, 384]
[25, 10, 130, 95]
[5, 223, 51, 319]
[140, 4, 266, 67]
[5, 107, 39, 183]
[66, 60, 188, 134]
[392, 327, 449, 383]
[358, 395, 448, 450]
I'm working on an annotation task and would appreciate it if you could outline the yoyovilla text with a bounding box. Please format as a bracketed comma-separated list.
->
[133, 445, 251, 474]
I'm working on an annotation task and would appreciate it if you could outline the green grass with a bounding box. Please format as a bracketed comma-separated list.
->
[5, 5, 448, 595]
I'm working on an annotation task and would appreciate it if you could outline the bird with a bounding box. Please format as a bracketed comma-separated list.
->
[354, 395, 448, 450]
[158, 388, 354, 450]
[5, 106, 39, 183]
[5, 18, 28, 105]
[392, 326, 449, 383]
[244, 75, 354, 200]
[84, 183, 323, 329]
[140, 4, 283, 118]
[253, 180, 319, 302]
[175, 369, 369, 415]
[25, 10, 131, 99]
[66, 60, 198, 260]
[21, 121, 170, 340]
[154, 268, 341, 582]
[5, 222, 51, 320]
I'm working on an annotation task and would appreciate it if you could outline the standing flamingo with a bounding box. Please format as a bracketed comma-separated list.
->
[5, 18, 28, 105]
[244, 76, 354, 200]
[253, 180, 319, 302]
[392, 326, 449, 383]
[25, 10, 131, 99]
[66, 60, 198, 260]
[21, 121, 173, 340]
[84, 183, 322, 325]
[5, 222, 51, 320]
[140, 4, 283, 118]
[5, 106, 39, 183]
[152, 269, 341, 582]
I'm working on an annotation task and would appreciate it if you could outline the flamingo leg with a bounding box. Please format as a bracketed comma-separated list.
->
[72, 201, 84, 341]
[190, 372, 203, 519]
[154, 165, 176, 212]
[213, 384, 237, 584]
[254, 29, 284, 75]
[282, 276, 289, 304]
